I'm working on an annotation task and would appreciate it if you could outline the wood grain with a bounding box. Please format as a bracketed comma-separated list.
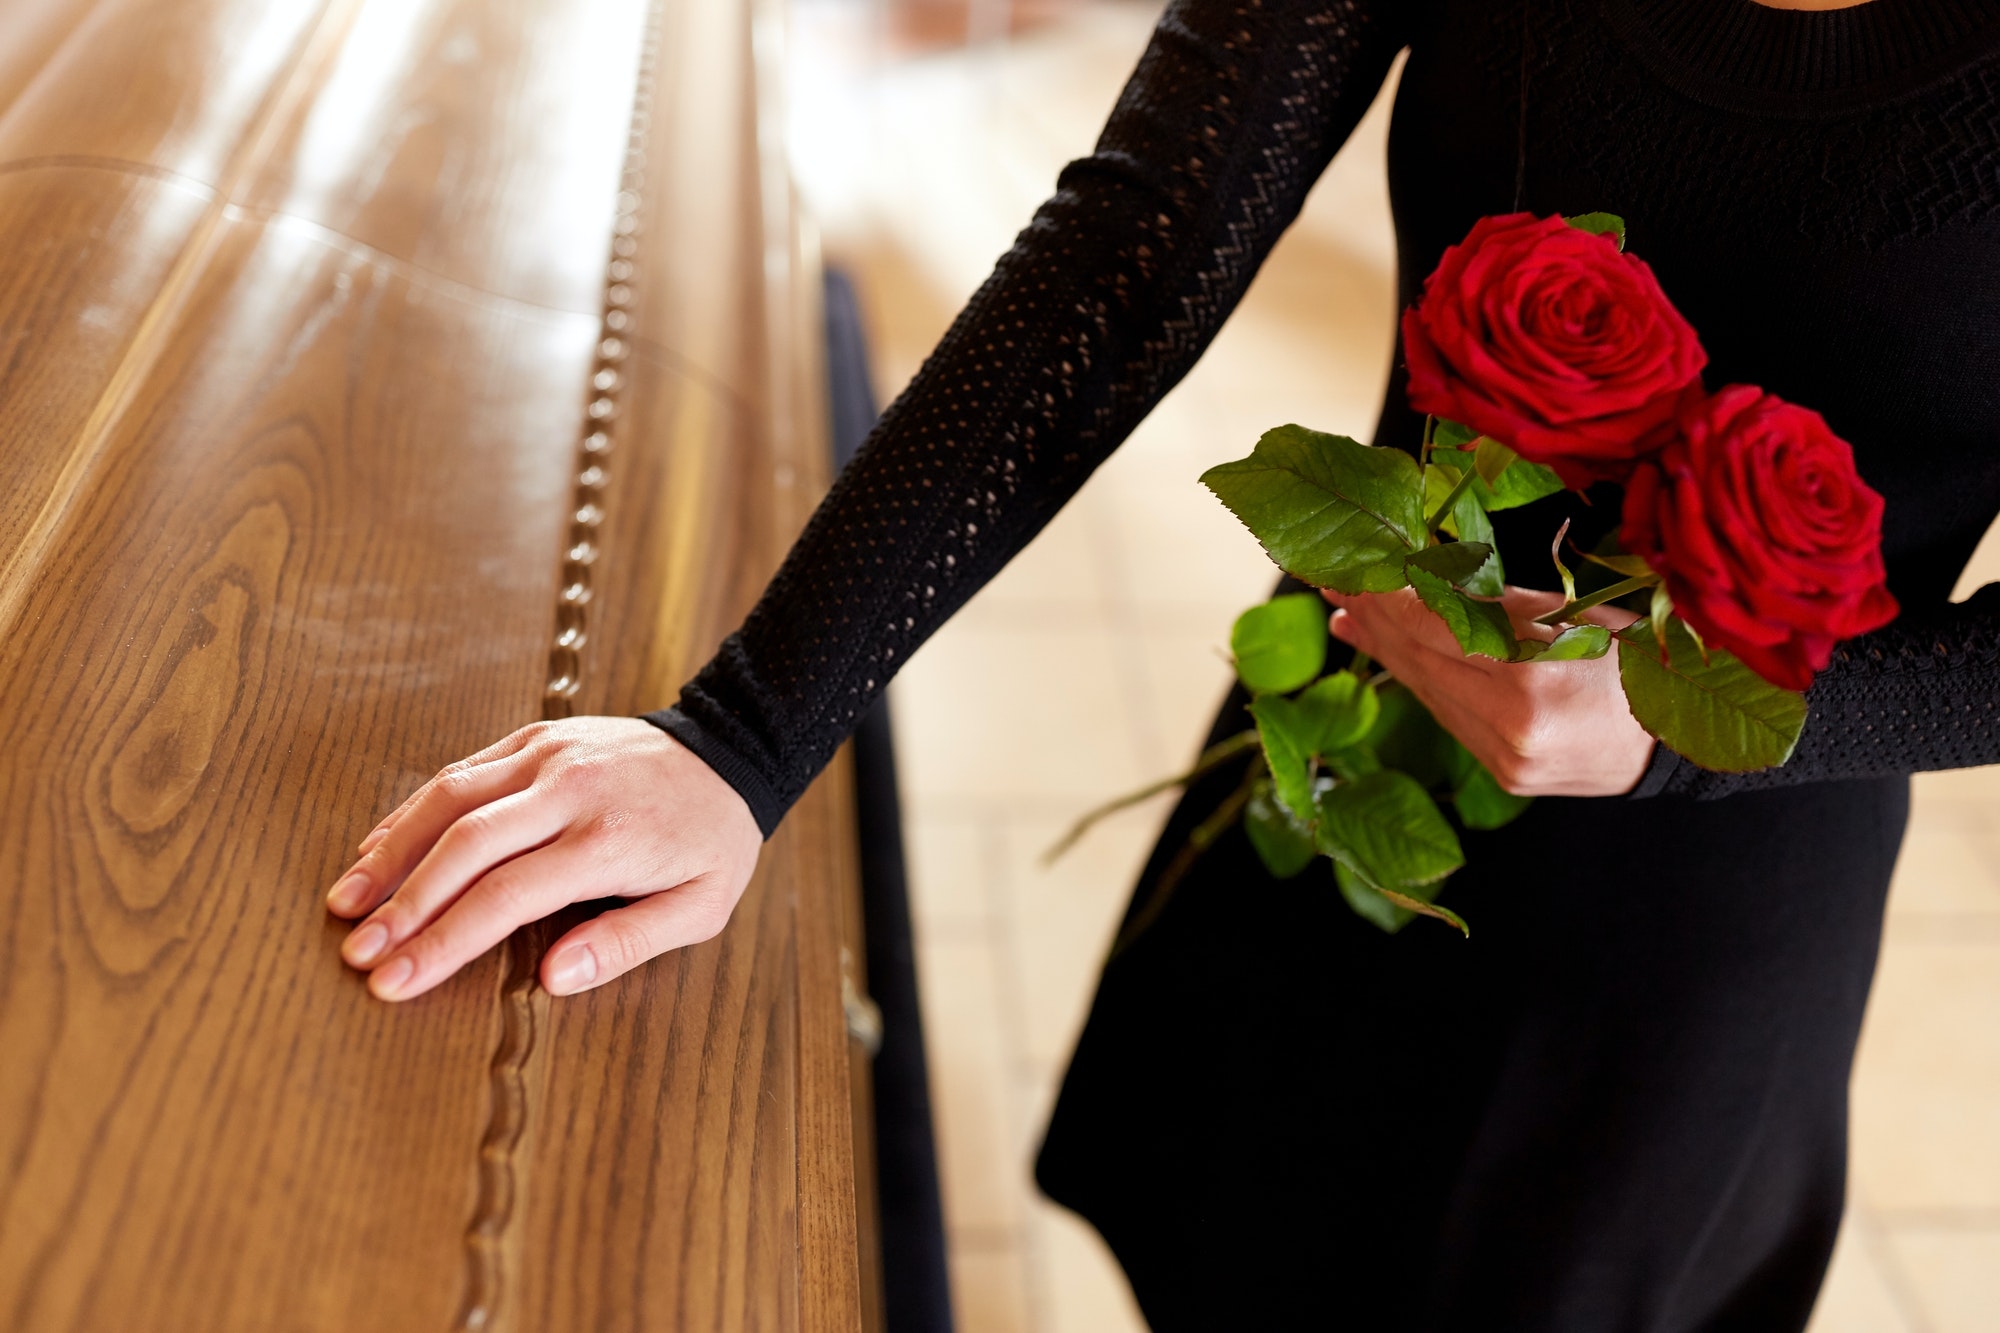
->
[0, 0, 871, 1328]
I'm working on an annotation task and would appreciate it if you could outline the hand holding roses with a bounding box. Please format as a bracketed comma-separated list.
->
[1326, 585, 1654, 798]
[1071, 209, 1902, 940]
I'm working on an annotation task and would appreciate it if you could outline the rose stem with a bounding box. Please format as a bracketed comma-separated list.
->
[1532, 572, 1660, 627]
[1041, 729, 1260, 864]
[1108, 760, 1261, 959]
[1425, 466, 1480, 535]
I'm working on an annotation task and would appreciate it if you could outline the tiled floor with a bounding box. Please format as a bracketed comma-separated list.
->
[785, 4, 2000, 1329]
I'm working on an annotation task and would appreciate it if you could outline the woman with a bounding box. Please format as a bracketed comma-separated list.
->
[323, 0, 2000, 1324]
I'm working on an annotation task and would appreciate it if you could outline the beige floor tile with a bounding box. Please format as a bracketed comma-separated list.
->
[997, 806, 1168, 1067]
[1100, 387, 1226, 488]
[1851, 939, 2000, 1212]
[1887, 824, 2000, 919]
[1879, 1228, 2000, 1333]
[1952, 511, 2000, 598]
[1093, 469, 1293, 618]
[1126, 623, 1245, 773]
[891, 619, 1151, 809]
[953, 490, 1120, 623]
[1806, 1213, 1918, 1333]
[949, 1241, 1038, 1333]
[1026, 1201, 1150, 1333]
[904, 815, 997, 938]
[1912, 764, 2000, 813]
[921, 937, 1030, 1232]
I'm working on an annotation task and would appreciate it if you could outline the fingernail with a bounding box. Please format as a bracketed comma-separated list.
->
[546, 945, 598, 996]
[344, 921, 389, 966]
[369, 955, 415, 999]
[356, 827, 387, 855]
[326, 871, 371, 914]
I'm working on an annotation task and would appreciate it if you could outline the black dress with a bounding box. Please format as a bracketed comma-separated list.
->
[650, 0, 2000, 1325]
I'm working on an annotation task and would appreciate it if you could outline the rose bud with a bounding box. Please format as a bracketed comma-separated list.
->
[1403, 213, 1706, 489]
[1621, 385, 1899, 692]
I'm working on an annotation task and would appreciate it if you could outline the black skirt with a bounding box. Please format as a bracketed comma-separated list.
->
[1035, 681, 1907, 1332]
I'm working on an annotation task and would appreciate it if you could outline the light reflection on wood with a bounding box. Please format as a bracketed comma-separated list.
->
[0, 0, 867, 1328]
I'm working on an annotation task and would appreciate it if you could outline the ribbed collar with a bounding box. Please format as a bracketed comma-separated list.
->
[1599, 0, 2000, 115]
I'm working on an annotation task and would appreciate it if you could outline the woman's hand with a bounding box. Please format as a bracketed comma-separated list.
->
[324, 717, 762, 1002]
[1325, 585, 1654, 797]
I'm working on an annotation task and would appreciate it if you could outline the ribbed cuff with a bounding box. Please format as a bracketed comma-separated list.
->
[1626, 741, 1682, 800]
[641, 707, 787, 839]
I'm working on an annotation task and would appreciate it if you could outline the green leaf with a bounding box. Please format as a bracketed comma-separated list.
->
[1566, 211, 1627, 249]
[1473, 436, 1518, 486]
[1407, 541, 1496, 589]
[1362, 683, 1457, 789]
[1249, 695, 1315, 819]
[1512, 623, 1614, 662]
[1580, 549, 1656, 580]
[1433, 418, 1479, 452]
[1245, 779, 1317, 879]
[1452, 761, 1534, 830]
[1617, 617, 1807, 771]
[1334, 860, 1414, 933]
[1315, 770, 1465, 888]
[1424, 464, 1463, 540]
[1201, 425, 1427, 593]
[1448, 484, 1505, 595]
[1551, 518, 1577, 603]
[1376, 887, 1470, 936]
[1294, 671, 1381, 754]
[1406, 564, 1519, 661]
[1424, 437, 1564, 512]
[1483, 458, 1567, 510]
[1334, 861, 1467, 935]
[1649, 583, 1675, 648]
[1322, 744, 1382, 781]
[1230, 594, 1328, 695]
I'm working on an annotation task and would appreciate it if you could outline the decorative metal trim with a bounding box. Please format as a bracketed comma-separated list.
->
[456, 2, 664, 1327]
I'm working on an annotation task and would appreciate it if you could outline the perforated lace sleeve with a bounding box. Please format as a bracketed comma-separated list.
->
[1630, 585, 2000, 800]
[647, 0, 1409, 835]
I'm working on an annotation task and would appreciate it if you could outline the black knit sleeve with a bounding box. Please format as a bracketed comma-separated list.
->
[1629, 585, 2000, 800]
[648, 0, 1410, 835]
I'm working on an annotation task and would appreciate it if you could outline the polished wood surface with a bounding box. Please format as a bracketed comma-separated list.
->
[0, 1, 868, 1329]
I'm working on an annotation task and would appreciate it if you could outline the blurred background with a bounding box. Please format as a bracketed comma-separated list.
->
[786, 2, 2000, 1329]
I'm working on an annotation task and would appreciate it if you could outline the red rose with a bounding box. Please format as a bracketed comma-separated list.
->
[1402, 213, 1706, 489]
[1621, 385, 1899, 692]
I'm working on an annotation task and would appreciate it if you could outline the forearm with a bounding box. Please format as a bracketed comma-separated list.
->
[1633, 584, 2000, 799]
[654, 0, 1410, 835]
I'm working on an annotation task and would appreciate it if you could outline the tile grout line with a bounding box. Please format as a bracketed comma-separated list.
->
[1854, 1201, 1939, 1333]
[980, 810, 1056, 1331]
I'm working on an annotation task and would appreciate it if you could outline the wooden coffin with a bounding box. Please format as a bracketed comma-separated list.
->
[0, 0, 873, 1327]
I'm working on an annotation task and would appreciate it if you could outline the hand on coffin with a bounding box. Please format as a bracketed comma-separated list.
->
[323, 717, 763, 1001]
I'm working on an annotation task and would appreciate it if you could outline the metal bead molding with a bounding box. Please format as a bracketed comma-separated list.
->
[456, 5, 663, 1331]
[539, 15, 656, 724]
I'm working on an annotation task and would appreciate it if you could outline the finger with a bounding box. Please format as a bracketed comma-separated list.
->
[326, 748, 539, 918]
[1579, 600, 1642, 629]
[365, 838, 603, 1002]
[352, 726, 548, 854]
[1338, 588, 1473, 668]
[1328, 606, 1388, 660]
[540, 878, 737, 996]
[341, 787, 568, 969]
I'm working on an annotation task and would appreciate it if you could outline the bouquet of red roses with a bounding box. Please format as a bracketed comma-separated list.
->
[1055, 212, 1898, 941]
